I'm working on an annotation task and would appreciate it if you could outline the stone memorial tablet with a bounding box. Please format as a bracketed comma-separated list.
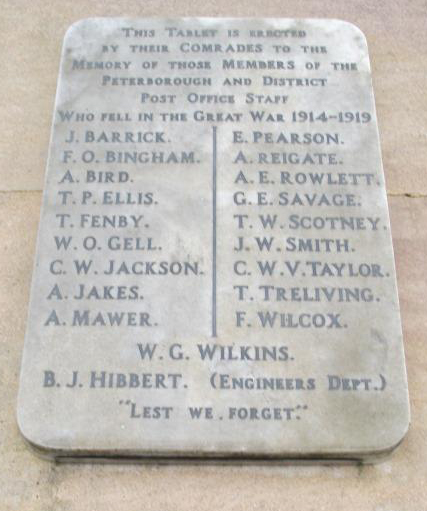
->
[17, 18, 410, 462]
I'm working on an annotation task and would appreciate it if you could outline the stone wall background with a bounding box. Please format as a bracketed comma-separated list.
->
[1, 1, 426, 510]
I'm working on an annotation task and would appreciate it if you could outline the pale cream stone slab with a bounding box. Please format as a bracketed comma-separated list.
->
[17, 17, 409, 462]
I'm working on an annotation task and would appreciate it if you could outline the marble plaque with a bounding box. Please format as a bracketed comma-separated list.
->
[17, 18, 409, 462]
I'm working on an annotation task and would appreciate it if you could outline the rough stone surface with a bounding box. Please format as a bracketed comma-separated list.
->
[1, 1, 426, 510]
[17, 17, 409, 461]
[2, 194, 426, 510]
[1, 2, 426, 194]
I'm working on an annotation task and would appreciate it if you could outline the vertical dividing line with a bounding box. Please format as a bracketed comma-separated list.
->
[212, 126, 217, 338]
